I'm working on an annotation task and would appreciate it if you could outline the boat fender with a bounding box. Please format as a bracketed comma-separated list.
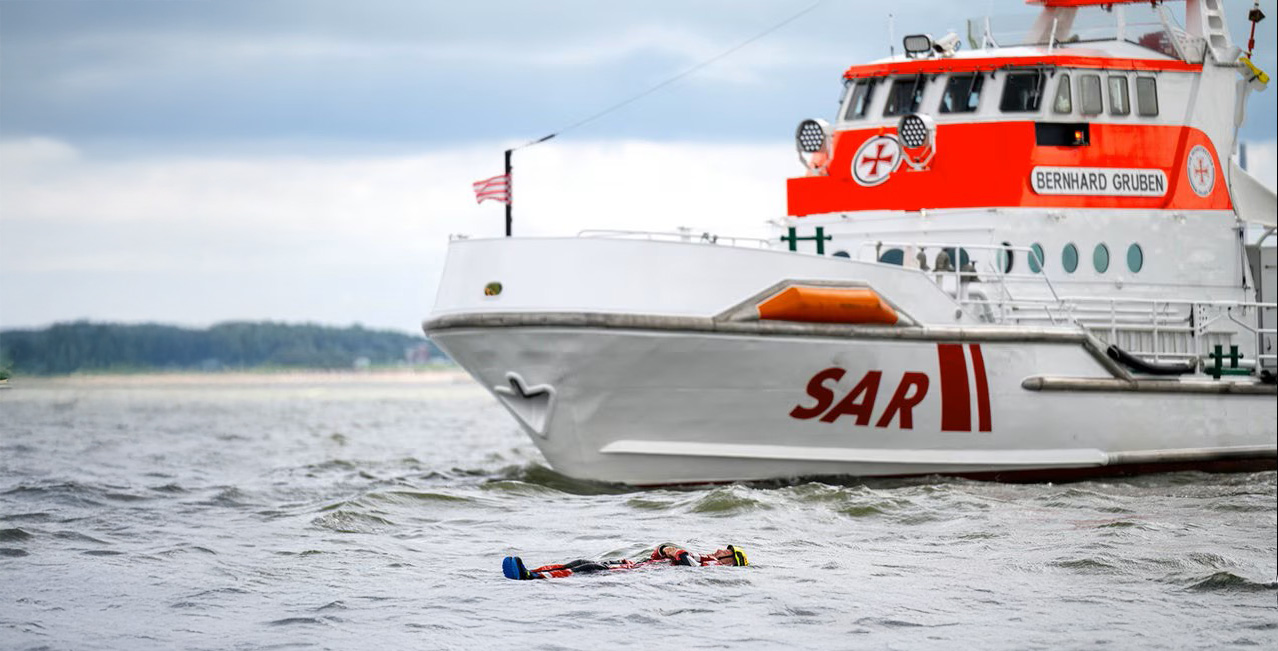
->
[1105, 345, 1197, 376]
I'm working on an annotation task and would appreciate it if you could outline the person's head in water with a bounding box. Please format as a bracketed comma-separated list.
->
[711, 545, 749, 566]
[656, 543, 748, 566]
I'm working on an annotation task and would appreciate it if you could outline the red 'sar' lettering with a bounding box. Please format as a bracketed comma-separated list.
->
[874, 372, 929, 429]
[789, 367, 846, 420]
[791, 367, 935, 430]
[818, 371, 882, 426]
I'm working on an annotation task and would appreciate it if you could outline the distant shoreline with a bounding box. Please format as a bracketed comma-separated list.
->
[0, 321, 447, 376]
[1, 367, 475, 387]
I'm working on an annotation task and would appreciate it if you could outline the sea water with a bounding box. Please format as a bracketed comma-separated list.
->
[1, 373, 1274, 650]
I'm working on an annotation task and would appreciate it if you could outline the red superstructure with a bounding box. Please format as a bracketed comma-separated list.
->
[789, 123, 1226, 215]
[785, 0, 1252, 217]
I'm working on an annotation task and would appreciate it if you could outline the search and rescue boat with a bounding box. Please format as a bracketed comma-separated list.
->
[426, 0, 1277, 485]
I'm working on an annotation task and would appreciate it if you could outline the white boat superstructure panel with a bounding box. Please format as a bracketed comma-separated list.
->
[432, 237, 980, 326]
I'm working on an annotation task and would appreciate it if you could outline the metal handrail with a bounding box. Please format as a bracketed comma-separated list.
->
[858, 239, 1276, 371]
[859, 240, 1065, 324]
[577, 229, 773, 248]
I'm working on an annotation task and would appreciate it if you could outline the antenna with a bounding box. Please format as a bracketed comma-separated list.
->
[889, 13, 895, 56]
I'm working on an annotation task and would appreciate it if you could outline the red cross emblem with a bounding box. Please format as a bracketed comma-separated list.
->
[861, 143, 895, 176]
[1186, 146, 1215, 197]
[852, 136, 901, 186]
[1192, 159, 1210, 183]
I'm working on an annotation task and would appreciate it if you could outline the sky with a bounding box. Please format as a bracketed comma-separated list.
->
[1, 0, 1275, 334]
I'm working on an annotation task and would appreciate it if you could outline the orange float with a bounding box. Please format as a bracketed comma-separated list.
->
[757, 287, 899, 325]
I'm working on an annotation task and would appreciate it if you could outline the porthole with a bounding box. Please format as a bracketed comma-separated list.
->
[1127, 243, 1144, 273]
[1062, 243, 1079, 273]
[878, 248, 905, 265]
[1029, 243, 1045, 273]
[1093, 243, 1110, 273]
[997, 241, 1015, 273]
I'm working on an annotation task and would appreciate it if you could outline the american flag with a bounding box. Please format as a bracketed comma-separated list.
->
[472, 174, 511, 205]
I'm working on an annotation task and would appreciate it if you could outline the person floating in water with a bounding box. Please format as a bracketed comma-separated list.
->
[502, 543, 748, 580]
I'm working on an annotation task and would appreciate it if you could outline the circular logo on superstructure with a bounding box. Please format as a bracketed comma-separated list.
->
[851, 135, 902, 187]
[1185, 145, 1216, 197]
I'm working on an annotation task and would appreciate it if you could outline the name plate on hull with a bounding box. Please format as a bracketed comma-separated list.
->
[1031, 167, 1167, 197]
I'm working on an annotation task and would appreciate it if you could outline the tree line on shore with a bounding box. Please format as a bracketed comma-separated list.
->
[0, 321, 446, 375]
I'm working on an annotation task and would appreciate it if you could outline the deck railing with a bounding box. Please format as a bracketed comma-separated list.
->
[563, 230, 1274, 373]
[858, 240, 1066, 324]
[577, 229, 773, 249]
[859, 240, 1276, 373]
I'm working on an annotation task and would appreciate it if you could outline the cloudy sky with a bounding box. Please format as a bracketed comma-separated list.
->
[2, 0, 1275, 333]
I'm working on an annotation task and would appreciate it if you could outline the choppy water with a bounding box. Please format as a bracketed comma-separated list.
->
[0, 373, 1274, 650]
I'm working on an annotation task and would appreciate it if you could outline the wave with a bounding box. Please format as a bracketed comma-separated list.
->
[0, 527, 33, 542]
[487, 463, 633, 496]
[363, 490, 479, 505]
[1185, 572, 1278, 593]
[0, 481, 107, 508]
[310, 510, 396, 533]
[1053, 557, 1123, 574]
[267, 617, 329, 627]
[688, 487, 771, 515]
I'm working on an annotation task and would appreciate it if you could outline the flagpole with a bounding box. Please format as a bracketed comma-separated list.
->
[504, 148, 513, 237]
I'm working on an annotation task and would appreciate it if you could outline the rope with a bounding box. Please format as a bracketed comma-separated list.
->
[514, 0, 831, 150]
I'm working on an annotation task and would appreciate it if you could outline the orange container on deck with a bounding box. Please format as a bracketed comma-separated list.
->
[757, 287, 898, 325]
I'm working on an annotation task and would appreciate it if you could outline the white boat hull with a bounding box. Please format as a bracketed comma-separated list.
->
[426, 238, 1276, 485]
[430, 325, 1274, 485]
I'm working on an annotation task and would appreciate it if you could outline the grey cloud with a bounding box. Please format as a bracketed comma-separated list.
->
[0, 0, 1068, 149]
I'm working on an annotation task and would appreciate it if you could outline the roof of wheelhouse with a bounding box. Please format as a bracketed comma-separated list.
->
[1028, 0, 1171, 7]
[843, 43, 1201, 79]
[846, 0, 1204, 79]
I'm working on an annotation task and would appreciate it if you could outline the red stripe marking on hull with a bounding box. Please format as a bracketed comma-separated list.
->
[936, 343, 971, 432]
[968, 344, 992, 432]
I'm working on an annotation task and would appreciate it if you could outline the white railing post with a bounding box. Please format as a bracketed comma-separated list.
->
[1110, 299, 1117, 347]
[1191, 302, 1200, 362]
[1151, 302, 1160, 362]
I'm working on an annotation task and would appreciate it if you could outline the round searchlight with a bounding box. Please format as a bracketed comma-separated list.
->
[795, 119, 829, 154]
[898, 114, 932, 149]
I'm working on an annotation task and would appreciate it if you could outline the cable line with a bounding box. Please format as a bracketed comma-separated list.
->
[516, 0, 830, 150]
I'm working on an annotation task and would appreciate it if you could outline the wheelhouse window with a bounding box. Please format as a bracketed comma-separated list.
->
[1052, 74, 1072, 114]
[1079, 74, 1103, 115]
[999, 71, 1045, 112]
[842, 79, 878, 120]
[1136, 77, 1158, 116]
[940, 74, 983, 113]
[1108, 76, 1130, 116]
[884, 76, 924, 116]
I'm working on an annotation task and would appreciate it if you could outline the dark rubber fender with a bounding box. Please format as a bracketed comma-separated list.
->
[1106, 344, 1197, 376]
